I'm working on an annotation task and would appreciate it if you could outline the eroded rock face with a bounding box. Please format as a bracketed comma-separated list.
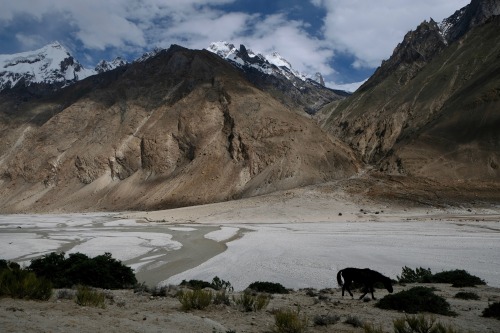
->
[320, 7, 500, 183]
[0, 46, 359, 212]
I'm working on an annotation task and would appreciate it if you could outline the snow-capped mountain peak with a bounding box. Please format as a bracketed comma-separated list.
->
[135, 47, 163, 63]
[207, 41, 237, 58]
[95, 57, 128, 74]
[206, 41, 314, 84]
[0, 42, 95, 91]
[265, 51, 292, 70]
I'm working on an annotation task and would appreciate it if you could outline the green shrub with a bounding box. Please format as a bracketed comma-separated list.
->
[0, 260, 20, 271]
[454, 291, 480, 300]
[430, 270, 485, 287]
[397, 266, 433, 283]
[180, 279, 213, 290]
[273, 308, 308, 333]
[363, 322, 385, 333]
[179, 276, 233, 292]
[233, 291, 270, 312]
[178, 289, 213, 311]
[56, 289, 76, 300]
[394, 314, 465, 333]
[0, 268, 52, 300]
[248, 281, 288, 294]
[254, 293, 271, 311]
[213, 290, 230, 306]
[29, 252, 137, 289]
[482, 302, 500, 320]
[75, 285, 105, 308]
[211, 276, 233, 292]
[344, 315, 364, 328]
[313, 313, 340, 326]
[376, 287, 455, 316]
[396, 267, 485, 287]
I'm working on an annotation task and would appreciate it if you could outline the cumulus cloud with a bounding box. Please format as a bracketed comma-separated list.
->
[311, 0, 470, 68]
[0, 0, 471, 83]
[15, 33, 46, 49]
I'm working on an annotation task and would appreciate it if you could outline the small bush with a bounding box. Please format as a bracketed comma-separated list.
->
[431, 270, 485, 287]
[211, 276, 233, 292]
[396, 267, 486, 287]
[273, 308, 308, 333]
[248, 281, 288, 294]
[180, 276, 233, 292]
[178, 289, 213, 311]
[344, 315, 364, 328]
[233, 291, 270, 312]
[397, 266, 433, 283]
[180, 279, 213, 290]
[313, 313, 340, 326]
[56, 289, 76, 300]
[363, 322, 385, 333]
[75, 285, 105, 308]
[454, 291, 480, 300]
[213, 290, 230, 306]
[482, 302, 500, 320]
[0, 268, 52, 300]
[393, 314, 465, 333]
[376, 287, 455, 316]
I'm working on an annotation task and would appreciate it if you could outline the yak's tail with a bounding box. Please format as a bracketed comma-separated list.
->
[337, 269, 344, 286]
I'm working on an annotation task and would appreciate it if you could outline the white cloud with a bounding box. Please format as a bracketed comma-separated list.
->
[326, 79, 366, 93]
[15, 33, 45, 49]
[312, 0, 470, 68]
[0, 0, 471, 83]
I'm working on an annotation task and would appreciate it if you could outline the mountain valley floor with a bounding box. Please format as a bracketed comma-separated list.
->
[1, 176, 500, 332]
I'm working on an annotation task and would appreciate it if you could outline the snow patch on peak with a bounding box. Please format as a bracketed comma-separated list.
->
[265, 52, 292, 69]
[206, 41, 318, 84]
[208, 41, 237, 58]
[135, 47, 163, 63]
[95, 57, 127, 73]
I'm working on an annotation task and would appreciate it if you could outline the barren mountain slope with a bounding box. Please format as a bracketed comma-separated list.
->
[319, 11, 500, 185]
[0, 45, 359, 212]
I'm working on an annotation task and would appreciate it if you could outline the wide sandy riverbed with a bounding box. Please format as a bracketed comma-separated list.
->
[1, 213, 499, 289]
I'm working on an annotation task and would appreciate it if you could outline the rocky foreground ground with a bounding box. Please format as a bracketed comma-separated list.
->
[1, 283, 499, 333]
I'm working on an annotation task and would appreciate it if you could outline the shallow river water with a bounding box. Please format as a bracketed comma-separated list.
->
[1, 214, 499, 290]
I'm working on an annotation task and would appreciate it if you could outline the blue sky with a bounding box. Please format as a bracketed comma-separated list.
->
[0, 0, 469, 89]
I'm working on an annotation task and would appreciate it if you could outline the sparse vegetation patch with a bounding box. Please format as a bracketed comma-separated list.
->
[397, 266, 433, 283]
[75, 285, 106, 308]
[233, 290, 270, 312]
[0, 261, 52, 300]
[178, 289, 213, 311]
[273, 308, 308, 333]
[393, 314, 466, 333]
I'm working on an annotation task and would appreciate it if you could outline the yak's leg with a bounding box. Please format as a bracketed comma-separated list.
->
[344, 282, 354, 298]
[370, 286, 376, 300]
[358, 286, 368, 300]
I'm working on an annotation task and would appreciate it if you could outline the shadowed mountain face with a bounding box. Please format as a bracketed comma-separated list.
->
[0, 46, 359, 212]
[320, 6, 500, 184]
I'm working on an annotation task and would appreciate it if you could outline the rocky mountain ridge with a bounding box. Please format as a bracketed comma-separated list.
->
[0, 45, 359, 212]
[207, 41, 349, 114]
[319, 0, 500, 184]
